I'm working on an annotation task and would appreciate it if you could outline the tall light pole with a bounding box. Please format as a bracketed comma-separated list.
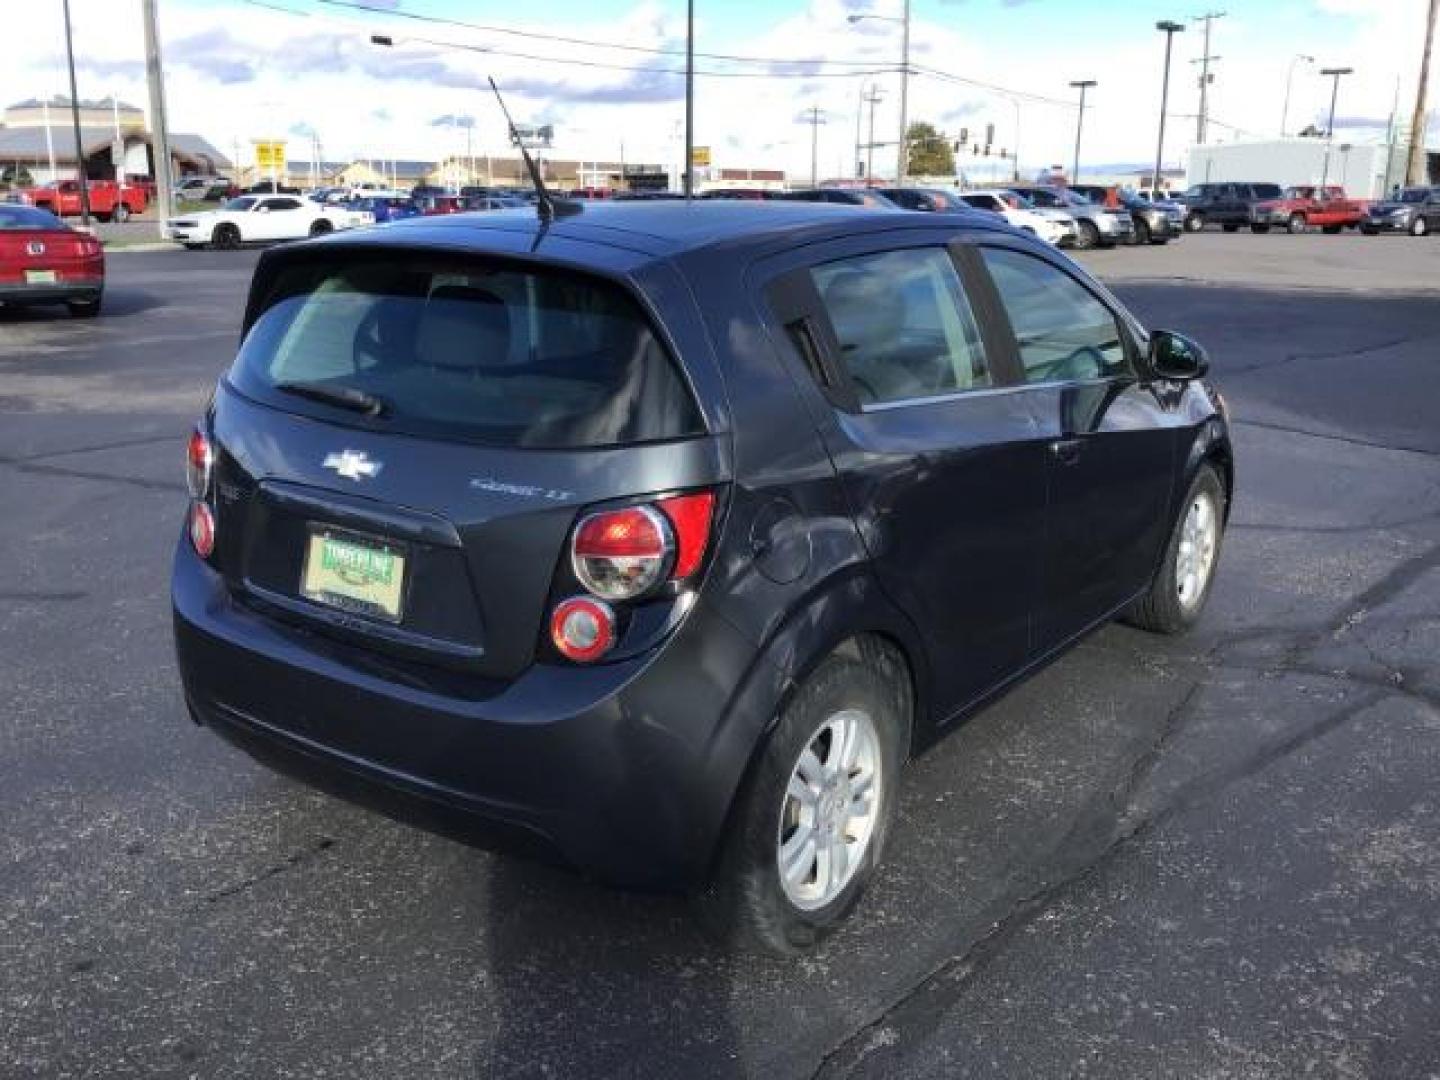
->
[1406, 0, 1439, 185]
[1069, 80, 1096, 183]
[61, 0, 91, 228]
[1280, 53, 1315, 136]
[1192, 11, 1225, 144]
[848, 7, 910, 182]
[1319, 66, 1353, 190]
[1153, 21, 1185, 198]
[863, 85, 885, 184]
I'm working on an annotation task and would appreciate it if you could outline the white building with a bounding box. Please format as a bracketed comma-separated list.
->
[1184, 138, 1420, 199]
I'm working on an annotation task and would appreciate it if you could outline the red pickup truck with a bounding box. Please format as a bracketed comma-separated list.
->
[25, 180, 149, 223]
[1249, 185, 1368, 234]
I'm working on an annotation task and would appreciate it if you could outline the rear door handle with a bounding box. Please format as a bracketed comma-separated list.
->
[1049, 437, 1083, 465]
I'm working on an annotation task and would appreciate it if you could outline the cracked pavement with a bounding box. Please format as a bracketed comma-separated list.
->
[2, 234, 1438, 1078]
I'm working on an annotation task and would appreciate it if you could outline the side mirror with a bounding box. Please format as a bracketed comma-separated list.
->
[1149, 329, 1209, 380]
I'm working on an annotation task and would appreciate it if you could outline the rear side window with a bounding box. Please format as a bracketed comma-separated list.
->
[1253, 184, 1283, 199]
[811, 248, 991, 407]
[979, 247, 1127, 383]
[231, 256, 703, 448]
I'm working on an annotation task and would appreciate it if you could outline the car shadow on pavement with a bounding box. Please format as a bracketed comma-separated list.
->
[480, 857, 746, 1079]
[0, 287, 163, 323]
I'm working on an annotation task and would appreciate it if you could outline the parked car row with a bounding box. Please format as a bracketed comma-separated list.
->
[1161, 181, 1440, 238]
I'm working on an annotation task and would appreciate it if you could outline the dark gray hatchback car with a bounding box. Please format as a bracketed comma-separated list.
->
[173, 201, 1231, 954]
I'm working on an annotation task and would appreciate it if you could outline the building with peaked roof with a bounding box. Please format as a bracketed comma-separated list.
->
[0, 97, 230, 187]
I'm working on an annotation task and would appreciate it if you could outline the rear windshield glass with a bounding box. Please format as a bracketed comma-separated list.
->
[230, 255, 704, 449]
[1253, 184, 1283, 199]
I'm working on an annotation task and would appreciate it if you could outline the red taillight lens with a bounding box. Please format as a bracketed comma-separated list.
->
[186, 426, 212, 499]
[572, 506, 671, 600]
[550, 596, 616, 662]
[655, 491, 716, 580]
[188, 500, 215, 558]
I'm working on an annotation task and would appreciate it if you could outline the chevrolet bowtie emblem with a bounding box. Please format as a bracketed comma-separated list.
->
[322, 449, 382, 481]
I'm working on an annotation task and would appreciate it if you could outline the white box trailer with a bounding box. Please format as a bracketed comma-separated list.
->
[1184, 139, 1403, 199]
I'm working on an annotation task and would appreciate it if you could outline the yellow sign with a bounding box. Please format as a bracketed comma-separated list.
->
[253, 140, 287, 170]
[690, 145, 711, 168]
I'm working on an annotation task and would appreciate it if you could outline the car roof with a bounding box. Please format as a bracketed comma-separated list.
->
[315, 199, 997, 262]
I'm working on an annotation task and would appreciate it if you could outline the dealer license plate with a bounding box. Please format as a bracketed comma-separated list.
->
[300, 530, 406, 622]
[24, 270, 57, 285]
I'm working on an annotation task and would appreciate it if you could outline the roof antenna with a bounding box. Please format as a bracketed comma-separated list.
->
[488, 77, 579, 224]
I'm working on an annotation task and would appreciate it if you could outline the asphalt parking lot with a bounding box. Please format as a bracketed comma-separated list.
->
[2, 232, 1438, 1079]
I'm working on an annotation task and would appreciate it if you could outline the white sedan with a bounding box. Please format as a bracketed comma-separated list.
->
[956, 190, 1077, 247]
[167, 195, 371, 250]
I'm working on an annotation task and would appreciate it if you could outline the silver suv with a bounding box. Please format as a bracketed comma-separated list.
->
[1011, 185, 1133, 249]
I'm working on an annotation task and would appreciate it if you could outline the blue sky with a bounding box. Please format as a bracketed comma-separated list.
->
[7, 0, 1432, 181]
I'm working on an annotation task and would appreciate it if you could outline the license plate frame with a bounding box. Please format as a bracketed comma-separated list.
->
[300, 526, 408, 623]
[24, 269, 57, 285]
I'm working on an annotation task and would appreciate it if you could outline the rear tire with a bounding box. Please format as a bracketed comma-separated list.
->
[694, 642, 907, 956]
[1124, 464, 1226, 635]
[1287, 213, 1307, 234]
[66, 295, 102, 318]
[1132, 220, 1151, 246]
[308, 218, 333, 237]
[1411, 216, 1428, 237]
[1185, 213, 1204, 232]
[212, 223, 241, 250]
[111, 203, 130, 224]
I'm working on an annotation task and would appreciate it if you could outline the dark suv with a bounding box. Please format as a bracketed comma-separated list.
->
[173, 201, 1232, 954]
[1180, 182, 1284, 232]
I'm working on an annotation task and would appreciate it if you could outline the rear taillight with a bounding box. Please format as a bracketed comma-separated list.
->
[188, 501, 215, 559]
[556, 488, 719, 662]
[186, 426, 212, 498]
[550, 596, 616, 662]
[572, 505, 671, 601]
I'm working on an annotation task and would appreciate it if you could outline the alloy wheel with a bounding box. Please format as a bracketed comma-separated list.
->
[776, 707, 882, 911]
[1175, 490, 1219, 613]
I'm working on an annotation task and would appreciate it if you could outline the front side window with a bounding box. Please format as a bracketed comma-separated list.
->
[980, 247, 1127, 384]
[811, 248, 991, 407]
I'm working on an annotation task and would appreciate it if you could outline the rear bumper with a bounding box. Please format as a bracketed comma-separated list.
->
[0, 279, 102, 305]
[172, 538, 771, 890]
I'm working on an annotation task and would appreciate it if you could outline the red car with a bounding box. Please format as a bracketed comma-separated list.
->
[416, 195, 463, 216]
[0, 204, 104, 317]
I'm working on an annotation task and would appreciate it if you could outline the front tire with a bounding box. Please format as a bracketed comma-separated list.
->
[1287, 213, 1307, 234]
[694, 643, 907, 956]
[308, 218, 334, 237]
[1185, 213, 1204, 232]
[1125, 464, 1226, 635]
[1131, 219, 1151, 246]
[1075, 219, 1100, 250]
[1411, 216, 1428, 237]
[212, 222, 241, 250]
[111, 203, 130, 223]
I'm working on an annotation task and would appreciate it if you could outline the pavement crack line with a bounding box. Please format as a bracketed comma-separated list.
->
[1232, 418, 1440, 459]
[812, 687, 1389, 1079]
[0, 432, 181, 466]
[0, 459, 180, 493]
[198, 836, 337, 907]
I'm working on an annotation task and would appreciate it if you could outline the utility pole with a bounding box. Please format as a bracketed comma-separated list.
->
[61, 0, 91, 228]
[1406, 0, 1439, 185]
[896, 0, 911, 184]
[1319, 67, 1353, 191]
[799, 106, 827, 188]
[1192, 11, 1225, 144]
[1069, 80, 1096, 182]
[863, 86, 885, 185]
[854, 83, 866, 180]
[143, 0, 175, 236]
[684, 0, 694, 199]
[1153, 21, 1186, 200]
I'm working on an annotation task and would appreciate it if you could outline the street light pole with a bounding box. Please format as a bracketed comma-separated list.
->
[1319, 66, 1353, 190]
[1280, 53, 1315, 136]
[1069, 80, 1096, 183]
[863, 86, 884, 184]
[60, 0, 92, 229]
[897, 0, 911, 184]
[1153, 21, 1186, 200]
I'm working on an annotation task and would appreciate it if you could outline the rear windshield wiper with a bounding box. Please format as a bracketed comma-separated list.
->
[274, 380, 388, 418]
